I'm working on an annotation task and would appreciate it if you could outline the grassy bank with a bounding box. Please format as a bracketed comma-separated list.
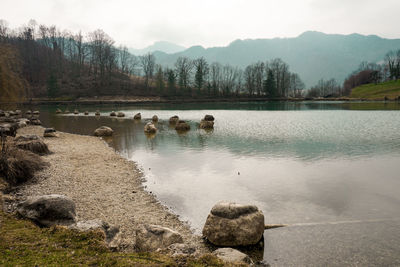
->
[0, 195, 224, 266]
[350, 80, 400, 100]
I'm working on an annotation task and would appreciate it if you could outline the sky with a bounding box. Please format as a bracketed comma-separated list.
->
[1, 0, 400, 49]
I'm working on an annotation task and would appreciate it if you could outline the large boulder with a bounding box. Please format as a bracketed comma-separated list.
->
[202, 202, 265, 246]
[135, 224, 183, 251]
[17, 194, 76, 226]
[213, 248, 253, 265]
[144, 122, 157, 134]
[94, 126, 113, 137]
[175, 120, 190, 131]
[133, 113, 141, 120]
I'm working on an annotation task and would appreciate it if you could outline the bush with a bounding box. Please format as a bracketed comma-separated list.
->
[0, 143, 47, 185]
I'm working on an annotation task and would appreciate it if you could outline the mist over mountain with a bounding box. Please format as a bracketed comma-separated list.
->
[152, 31, 400, 87]
[129, 41, 186, 55]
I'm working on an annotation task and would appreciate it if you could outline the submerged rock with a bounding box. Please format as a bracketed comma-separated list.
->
[144, 122, 157, 134]
[133, 113, 141, 120]
[135, 224, 183, 251]
[94, 126, 113, 137]
[202, 202, 265, 246]
[17, 194, 76, 227]
[175, 120, 190, 131]
[213, 248, 253, 265]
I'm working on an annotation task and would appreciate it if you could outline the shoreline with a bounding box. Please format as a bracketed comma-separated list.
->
[2, 96, 399, 106]
[9, 126, 206, 253]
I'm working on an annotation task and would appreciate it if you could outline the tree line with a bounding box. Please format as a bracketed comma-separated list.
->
[0, 20, 309, 100]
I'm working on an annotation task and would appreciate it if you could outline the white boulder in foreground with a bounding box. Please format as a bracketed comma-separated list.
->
[93, 126, 113, 137]
[17, 194, 76, 226]
[213, 248, 253, 265]
[135, 224, 183, 251]
[202, 201, 265, 246]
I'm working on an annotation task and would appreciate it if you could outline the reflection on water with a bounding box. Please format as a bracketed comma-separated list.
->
[38, 102, 400, 235]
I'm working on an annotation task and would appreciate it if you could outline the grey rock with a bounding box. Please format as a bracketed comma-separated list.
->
[167, 243, 196, 256]
[204, 114, 215, 121]
[199, 119, 214, 129]
[44, 128, 57, 137]
[169, 115, 179, 124]
[69, 219, 119, 243]
[110, 111, 116, 116]
[203, 202, 265, 246]
[135, 224, 183, 251]
[117, 112, 125, 117]
[152, 115, 159, 122]
[17, 194, 76, 226]
[213, 248, 253, 265]
[133, 113, 141, 120]
[175, 120, 190, 131]
[144, 122, 157, 134]
[94, 126, 113, 137]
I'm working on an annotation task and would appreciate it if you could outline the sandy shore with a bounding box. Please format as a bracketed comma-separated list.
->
[13, 126, 204, 252]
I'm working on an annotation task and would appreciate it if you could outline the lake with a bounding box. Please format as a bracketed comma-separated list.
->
[37, 101, 400, 265]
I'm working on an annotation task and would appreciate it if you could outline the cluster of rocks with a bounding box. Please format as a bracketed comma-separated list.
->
[0, 110, 44, 137]
[15, 194, 189, 253]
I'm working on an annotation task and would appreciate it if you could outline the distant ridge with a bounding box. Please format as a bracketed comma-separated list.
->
[152, 31, 400, 87]
[129, 41, 186, 55]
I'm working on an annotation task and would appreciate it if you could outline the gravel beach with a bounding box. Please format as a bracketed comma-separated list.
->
[14, 126, 204, 252]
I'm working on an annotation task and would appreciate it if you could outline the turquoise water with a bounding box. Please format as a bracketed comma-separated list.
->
[38, 102, 400, 234]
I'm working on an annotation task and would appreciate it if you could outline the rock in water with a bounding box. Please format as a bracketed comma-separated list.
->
[152, 115, 158, 122]
[202, 202, 265, 246]
[135, 224, 183, 251]
[93, 126, 113, 137]
[175, 120, 190, 131]
[95, 110, 100, 116]
[56, 108, 62, 114]
[213, 248, 253, 265]
[84, 111, 89, 115]
[17, 194, 76, 226]
[44, 128, 57, 137]
[169, 115, 179, 124]
[117, 112, 125, 117]
[204, 114, 215, 121]
[133, 113, 141, 120]
[199, 119, 214, 129]
[110, 111, 116, 116]
[144, 122, 157, 134]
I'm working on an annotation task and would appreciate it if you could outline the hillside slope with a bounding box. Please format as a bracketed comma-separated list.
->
[350, 80, 400, 100]
[154, 31, 400, 87]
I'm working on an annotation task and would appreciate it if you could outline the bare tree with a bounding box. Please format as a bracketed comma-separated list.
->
[175, 56, 193, 93]
[140, 52, 156, 89]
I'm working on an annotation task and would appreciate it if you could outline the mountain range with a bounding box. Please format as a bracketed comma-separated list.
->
[130, 32, 400, 87]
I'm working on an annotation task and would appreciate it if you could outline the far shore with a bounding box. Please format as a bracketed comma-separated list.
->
[2, 95, 399, 106]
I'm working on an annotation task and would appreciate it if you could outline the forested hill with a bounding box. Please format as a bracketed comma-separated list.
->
[153, 31, 400, 87]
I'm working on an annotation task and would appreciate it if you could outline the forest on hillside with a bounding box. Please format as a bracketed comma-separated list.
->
[1, 20, 399, 102]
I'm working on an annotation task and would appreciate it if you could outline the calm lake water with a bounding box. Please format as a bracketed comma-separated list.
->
[37, 101, 400, 264]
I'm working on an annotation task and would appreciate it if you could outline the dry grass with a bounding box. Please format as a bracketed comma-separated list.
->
[0, 144, 47, 185]
[15, 139, 50, 155]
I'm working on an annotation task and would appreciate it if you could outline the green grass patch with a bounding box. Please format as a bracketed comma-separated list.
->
[350, 80, 400, 100]
[0, 192, 226, 266]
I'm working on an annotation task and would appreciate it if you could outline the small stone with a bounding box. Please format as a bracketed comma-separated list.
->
[213, 248, 253, 264]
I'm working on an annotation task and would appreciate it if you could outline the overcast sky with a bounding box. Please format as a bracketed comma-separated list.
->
[1, 0, 399, 48]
